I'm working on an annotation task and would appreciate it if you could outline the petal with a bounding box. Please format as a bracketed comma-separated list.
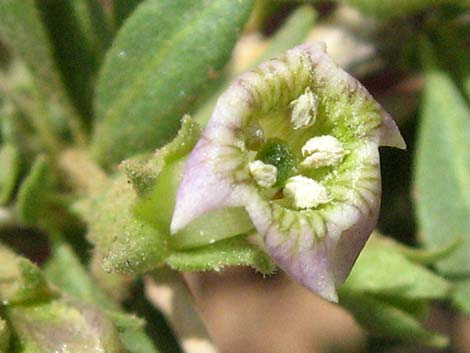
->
[171, 43, 404, 301]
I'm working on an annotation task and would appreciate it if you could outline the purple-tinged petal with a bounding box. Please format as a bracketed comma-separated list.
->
[171, 43, 404, 301]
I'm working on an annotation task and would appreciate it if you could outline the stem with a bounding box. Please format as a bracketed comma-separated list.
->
[146, 270, 219, 353]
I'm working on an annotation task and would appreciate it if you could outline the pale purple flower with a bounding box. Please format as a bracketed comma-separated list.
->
[171, 43, 405, 302]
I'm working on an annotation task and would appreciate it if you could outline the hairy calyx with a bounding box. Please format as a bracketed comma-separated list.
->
[170, 43, 405, 302]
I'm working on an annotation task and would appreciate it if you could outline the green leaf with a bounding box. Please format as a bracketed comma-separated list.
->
[112, 0, 144, 29]
[44, 242, 161, 353]
[345, 0, 468, 20]
[36, 0, 99, 125]
[0, 317, 10, 353]
[0, 0, 82, 139]
[0, 0, 65, 101]
[343, 235, 452, 299]
[0, 244, 57, 305]
[0, 144, 19, 205]
[414, 38, 470, 276]
[70, 0, 113, 57]
[454, 279, 470, 315]
[91, 0, 255, 166]
[166, 235, 275, 274]
[16, 156, 50, 225]
[44, 242, 120, 312]
[340, 290, 448, 347]
[5, 300, 123, 353]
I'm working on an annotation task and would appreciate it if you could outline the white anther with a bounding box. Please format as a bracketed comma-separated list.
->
[283, 175, 329, 209]
[290, 87, 318, 130]
[249, 160, 278, 188]
[301, 135, 346, 168]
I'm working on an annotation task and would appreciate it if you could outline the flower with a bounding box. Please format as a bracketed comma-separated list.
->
[170, 43, 405, 302]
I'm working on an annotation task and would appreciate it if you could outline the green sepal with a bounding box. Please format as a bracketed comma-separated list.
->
[81, 173, 168, 274]
[0, 144, 20, 205]
[0, 317, 10, 353]
[339, 290, 448, 348]
[166, 235, 275, 275]
[122, 114, 201, 197]
[342, 234, 452, 300]
[16, 156, 51, 225]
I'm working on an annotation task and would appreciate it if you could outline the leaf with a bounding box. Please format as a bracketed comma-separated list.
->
[343, 235, 452, 299]
[414, 38, 470, 276]
[0, 244, 57, 305]
[16, 156, 50, 225]
[454, 279, 470, 315]
[0, 0, 65, 100]
[0, 0, 81, 136]
[166, 235, 275, 274]
[5, 300, 123, 353]
[0, 144, 19, 205]
[70, 0, 113, 57]
[44, 242, 120, 312]
[379, 236, 463, 265]
[340, 290, 448, 347]
[91, 0, 255, 166]
[345, 0, 468, 20]
[44, 242, 161, 353]
[112, 0, 144, 29]
[0, 317, 10, 353]
[36, 0, 100, 127]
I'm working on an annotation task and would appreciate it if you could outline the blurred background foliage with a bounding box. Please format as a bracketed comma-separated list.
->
[0, 0, 469, 352]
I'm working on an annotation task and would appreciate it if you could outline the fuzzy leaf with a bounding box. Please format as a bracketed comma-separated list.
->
[340, 290, 448, 347]
[112, 0, 144, 29]
[5, 300, 123, 353]
[36, 0, 99, 125]
[44, 242, 160, 353]
[166, 235, 275, 274]
[92, 0, 255, 166]
[0, 144, 19, 205]
[346, 0, 468, 20]
[16, 156, 50, 225]
[0, 244, 57, 305]
[0, 0, 80, 133]
[454, 279, 470, 315]
[414, 39, 470, 276]
[44, 242, 119, 311]
[0, 0, 64, 99]
[343, 235, 452, 299]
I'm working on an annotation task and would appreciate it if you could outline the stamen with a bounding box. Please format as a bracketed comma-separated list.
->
[249, 160, 278, 188]
[290, 87, 318, 130]
[301, 135, 346, 168]
[283, 175, 329, 209]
